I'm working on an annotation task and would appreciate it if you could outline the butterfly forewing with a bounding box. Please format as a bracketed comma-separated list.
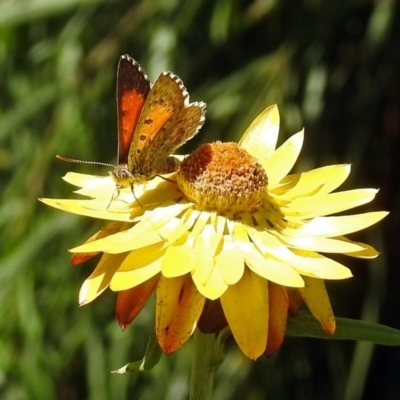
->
[127, 72, 186, 174]
[117, 55, 151, 165]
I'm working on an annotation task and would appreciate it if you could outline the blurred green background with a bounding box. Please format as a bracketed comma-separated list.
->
[1, 0, 399, 399]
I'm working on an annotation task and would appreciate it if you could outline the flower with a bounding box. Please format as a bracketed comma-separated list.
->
[41, 105, 388, 360]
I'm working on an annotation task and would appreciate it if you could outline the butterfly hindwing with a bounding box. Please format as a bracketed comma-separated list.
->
[128, 71, 206, 177]
[148, 102, 206, 173]
[117, 55, 151, 165]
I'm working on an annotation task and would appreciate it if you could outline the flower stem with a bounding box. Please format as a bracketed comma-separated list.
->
[189, 328, 224, 400]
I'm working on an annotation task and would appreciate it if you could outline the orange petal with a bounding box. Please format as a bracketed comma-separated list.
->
[287, 289, 303, 316]
[299, 277, 336, 335]
[198, 299, 228, 334]
[116, 274, 160, 330]
[71, 252, 100, 265]
[264, 282, 288, 356]
[156, 275, 205, 353]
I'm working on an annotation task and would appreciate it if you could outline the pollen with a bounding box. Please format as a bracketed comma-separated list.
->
[177, 142, 268, 213]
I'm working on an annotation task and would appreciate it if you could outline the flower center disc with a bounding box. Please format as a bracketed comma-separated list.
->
[177, 142, 268, 214]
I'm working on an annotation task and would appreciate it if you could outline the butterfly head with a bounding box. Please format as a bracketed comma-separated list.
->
[110, 164, 148, 188]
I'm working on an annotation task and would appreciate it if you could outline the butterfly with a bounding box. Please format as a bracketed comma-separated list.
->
[58, 54, 206, 197]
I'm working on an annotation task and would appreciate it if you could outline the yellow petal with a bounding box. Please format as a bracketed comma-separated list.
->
[110, 242, 164, 291]
[342, 239, 381, 259]
[285, 211, 388, 237]
[190, 223, 227, 299]
[70, 220, 162, 253]
[274, 164, 351, 197]
[230, 220, 253, 253]
[245, 227, 302, 280]
[299, 277, 335, 334]
[79, 253, 127, 305]
[156, 217, 189, 244]
[253, 207, 289, 236]
[289, 249, 352, 280]
[161, 211, 212, 278]
[161, 233, 194, 277]
[239, 104, 280, 161]
[145, 203, 192, 228]
[247, 227, 352, 279]
[182, 207, 202, 227]
[245, 244, 305, 287]
[215, 236, 245, 285]
[221, 269, 268, 360]
[73, 177, 119, 199]
[191, 211, 211, 237]
[247, 226, 296, 266]
[284, 189, 380, 218]
[62, 172, 107, 188]
[111, 264, 162, 292]
[156, 275, 205, 353]
[279, 233, 369, 253]
[115, 241, 165, 272]
[39, 198, 129, 221]
[136, 177, 180, 200]
[192, 263, 229, 300]
[264, 130, 304, 186]
[116, 243, 165, 270]
[70, 222, 122, 264]
[192, 224, 223, 282]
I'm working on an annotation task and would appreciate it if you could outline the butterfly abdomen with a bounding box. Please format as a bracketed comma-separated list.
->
[149, 156, 181, 177]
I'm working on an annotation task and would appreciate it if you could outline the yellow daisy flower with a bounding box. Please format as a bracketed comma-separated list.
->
[41, 105, 388, 360]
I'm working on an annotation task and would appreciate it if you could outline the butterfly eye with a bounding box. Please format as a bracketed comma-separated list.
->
[116, 169, 127, 180]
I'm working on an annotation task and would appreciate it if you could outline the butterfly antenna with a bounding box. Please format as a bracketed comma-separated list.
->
[56, 155, 115, 168]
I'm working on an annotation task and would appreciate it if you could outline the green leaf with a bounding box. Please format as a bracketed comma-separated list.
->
[140, 328, 163, 371]
[111, 361, 142, 375]
[286, 312, 400, 346]
[111, 329, 162, 375]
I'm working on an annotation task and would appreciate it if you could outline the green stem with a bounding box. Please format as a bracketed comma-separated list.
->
[189, 328, 225, 400]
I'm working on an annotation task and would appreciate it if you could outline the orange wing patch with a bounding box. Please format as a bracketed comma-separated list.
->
[117, 55, 150, 165]
[118, 89, 147, 163]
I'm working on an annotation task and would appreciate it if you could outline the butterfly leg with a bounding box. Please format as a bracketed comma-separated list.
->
[107, 187, 119, 209]
[130, 183, 143, 208]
